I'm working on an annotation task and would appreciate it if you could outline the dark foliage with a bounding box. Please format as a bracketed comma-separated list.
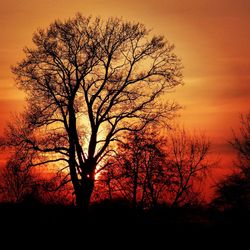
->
[213, 112, 250, 212]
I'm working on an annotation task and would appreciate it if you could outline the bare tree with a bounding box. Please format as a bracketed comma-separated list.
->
[0, 158, 74, 205]
[0, 147, 37, 203]
[1, 114, 72, 202]
[166, 128, 211, 207]
[8, 14, 183, 210]
[96, 129, 167, 209]
[97, 128, 211, 208]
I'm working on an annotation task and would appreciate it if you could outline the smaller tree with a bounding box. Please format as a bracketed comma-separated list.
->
[0, 114, 74, 205]
[96, 127, 211, 208]
[166, 128, 211, 207]
[95, 129, 167, 209]
[0, 149, 37, 203]
[231, 112, 250, 175]
[213, 173, 250, 211]
[213, 112, 250, 211]
[0, 151, 74, 205]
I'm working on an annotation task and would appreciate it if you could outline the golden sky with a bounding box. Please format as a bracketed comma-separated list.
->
[0, 0, 250, 173]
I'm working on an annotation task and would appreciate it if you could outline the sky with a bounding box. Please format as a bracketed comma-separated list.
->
[0, 0, 250, 187]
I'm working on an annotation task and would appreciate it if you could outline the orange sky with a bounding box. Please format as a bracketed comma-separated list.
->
[0, 0, 250, 187]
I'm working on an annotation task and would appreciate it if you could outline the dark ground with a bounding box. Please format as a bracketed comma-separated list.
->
[0, 200, 249, 248]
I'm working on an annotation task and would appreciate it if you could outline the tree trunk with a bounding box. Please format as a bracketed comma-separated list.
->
[68, 103, 96, 211]
[75, 159, 96, 211]
[78, 175, 95, 211]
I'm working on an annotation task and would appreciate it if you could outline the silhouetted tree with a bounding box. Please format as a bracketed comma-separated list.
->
[0, 149, 74, 205]
[96, 128, 211, 208]
[166, 128, 211, 207]
[0, 147, 37, 203]
[7, 14, 183, 210]
[101, 129, 167, 209]
[213, 112, 250, 211]
[213, 173, 250, 211]
[231, 112, 250, 175]
[0, 114, 73, 204]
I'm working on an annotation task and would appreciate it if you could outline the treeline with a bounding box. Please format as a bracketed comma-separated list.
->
[0, 112, 249, 215]
[0, 126, 211, 208]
